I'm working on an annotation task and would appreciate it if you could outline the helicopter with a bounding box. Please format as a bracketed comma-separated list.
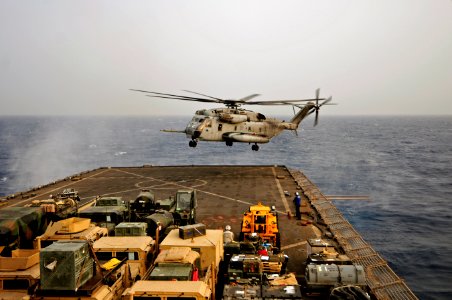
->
[131, 88, 333, 151]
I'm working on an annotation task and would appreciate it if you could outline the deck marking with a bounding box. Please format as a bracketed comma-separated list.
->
[114, 168, 255, 206]
[8, 169, 111, 207]
[272, 167, 290, 213]
[281, 240, 307, 251]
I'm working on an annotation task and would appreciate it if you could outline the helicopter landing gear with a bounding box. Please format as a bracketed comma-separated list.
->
[251, 144, 259, 151]
[189, 140, 198, 148]
[226, 140, 233, 147]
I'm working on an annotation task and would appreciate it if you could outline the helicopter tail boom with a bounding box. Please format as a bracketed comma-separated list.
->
[288, 103, 316, 129]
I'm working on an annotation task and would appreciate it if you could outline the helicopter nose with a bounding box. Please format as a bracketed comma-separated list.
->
[192, 130, 201, 139]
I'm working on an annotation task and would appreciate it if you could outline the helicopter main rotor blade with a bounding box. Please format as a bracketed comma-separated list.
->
[145, 95, 222, 104]
[238, 94, 261, 102]
[244, 98, 324, 105]
[131, 89, 224, 103]
[182, 90, 224, 101]
[319, 96, 332, 107]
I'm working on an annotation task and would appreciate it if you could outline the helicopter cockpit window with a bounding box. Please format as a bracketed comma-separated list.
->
[198, 118, 204, 123]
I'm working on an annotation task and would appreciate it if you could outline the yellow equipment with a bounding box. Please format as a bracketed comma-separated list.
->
[239, 202, 281, 249]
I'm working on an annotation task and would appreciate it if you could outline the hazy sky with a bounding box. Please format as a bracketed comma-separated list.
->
[1, 1, 451, 116]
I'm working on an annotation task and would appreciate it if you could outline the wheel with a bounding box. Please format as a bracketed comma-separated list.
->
[226, 140, 233, 147]
[251, 144, 259, 151]
[189, 140, 197, 147]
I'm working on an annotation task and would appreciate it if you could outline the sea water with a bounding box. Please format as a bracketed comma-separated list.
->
[0, 115, 451, 299]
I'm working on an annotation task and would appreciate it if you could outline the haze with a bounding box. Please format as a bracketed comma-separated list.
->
[1, 1, 451, 116]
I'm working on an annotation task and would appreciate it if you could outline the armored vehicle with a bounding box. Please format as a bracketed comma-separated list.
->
[34, 217, 108, 249]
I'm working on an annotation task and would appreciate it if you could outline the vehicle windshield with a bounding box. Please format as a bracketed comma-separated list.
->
[176, 193, 191, 211]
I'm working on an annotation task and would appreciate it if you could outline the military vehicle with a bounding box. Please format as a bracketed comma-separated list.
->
[32, 240, 127, 300]
[78, 196, 129, 235]
[0, 166, 418, 299]
[147, 246, 200, 281]
[145, 210, 174, 239]
[0, 207, 47, 254]
[94, 196, 128, 209]
[56, 188, 80, 201]
[34, 217, 108, 249]
[131, 89, 334, 151]
[174, 189, 197, 226]
[124, 227, 223, 300]
[25, 197, 78, 221]
[159, 228, 223, 277]
[130, 189, 155, 221]
[127, 281, 213, 300]
[93, 236, 156, 283]
[0, 249, 40, 300]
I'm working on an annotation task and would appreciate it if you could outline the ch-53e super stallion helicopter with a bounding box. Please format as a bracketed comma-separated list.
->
[131, 89, 333, 151]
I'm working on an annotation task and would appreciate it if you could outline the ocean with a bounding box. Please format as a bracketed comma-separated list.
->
[1, 115, 451, 299]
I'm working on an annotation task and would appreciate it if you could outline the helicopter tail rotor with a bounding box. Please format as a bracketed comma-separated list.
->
[313, 96, 332, 126]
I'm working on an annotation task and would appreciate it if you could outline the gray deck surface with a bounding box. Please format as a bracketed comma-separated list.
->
[3, 165, 417, 299]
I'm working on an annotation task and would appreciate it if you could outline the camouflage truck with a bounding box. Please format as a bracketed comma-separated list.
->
[173, 189, 197, 226]
[78, 196, 129, 235]
[0, 207, 47, 255]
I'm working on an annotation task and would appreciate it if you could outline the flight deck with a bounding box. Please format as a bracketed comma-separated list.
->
[2, 165, 417, 299]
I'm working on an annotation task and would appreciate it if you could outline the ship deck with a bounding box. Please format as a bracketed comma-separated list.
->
[2, 165, 417, 299]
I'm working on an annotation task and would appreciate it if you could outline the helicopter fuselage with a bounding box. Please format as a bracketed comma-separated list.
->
[185, 107, 291, 145]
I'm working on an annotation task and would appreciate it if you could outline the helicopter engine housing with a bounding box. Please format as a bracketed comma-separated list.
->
[219, 113, 248, 124]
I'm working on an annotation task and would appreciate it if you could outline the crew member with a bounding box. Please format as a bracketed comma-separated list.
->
[223, 225, 234, 244]
[293, 192, 301, 220]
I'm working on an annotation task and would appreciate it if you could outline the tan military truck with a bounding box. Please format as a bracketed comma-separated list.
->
[159, 228, 223, 277]
[125, 281, 212, 300]
[34, 217, 108, 249]
[0, 249, 40, 300]
[93, 236, 156, 284]
[122, 228, 223, 300]
[30, 240, 127, 300]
